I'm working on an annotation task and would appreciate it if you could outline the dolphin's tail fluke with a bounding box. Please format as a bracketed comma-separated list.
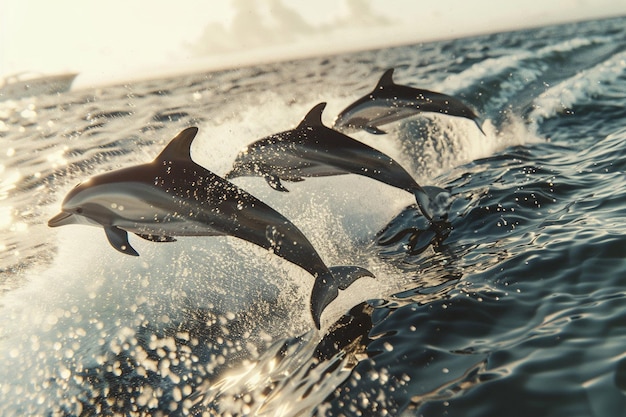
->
[414, 186, 453, 223]
[310, 266, 374, 329]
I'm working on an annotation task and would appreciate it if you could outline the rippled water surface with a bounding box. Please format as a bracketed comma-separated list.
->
[1, 16, 626, 416]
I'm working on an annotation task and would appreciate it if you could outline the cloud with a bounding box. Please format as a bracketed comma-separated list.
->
[187, 0, 390, 57]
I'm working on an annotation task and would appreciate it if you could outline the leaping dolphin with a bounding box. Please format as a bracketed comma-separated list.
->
[333, 68, 485, 135]
[225, 103, 450, 223]
[48, 127, 374, 329]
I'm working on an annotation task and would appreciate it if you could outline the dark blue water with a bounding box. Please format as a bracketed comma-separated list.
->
[1, 16, 625, 416]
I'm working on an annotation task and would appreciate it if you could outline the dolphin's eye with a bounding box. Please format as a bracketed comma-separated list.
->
[75, 208, 83, 214]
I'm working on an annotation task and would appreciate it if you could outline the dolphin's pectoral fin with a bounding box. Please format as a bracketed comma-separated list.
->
[265, 175, 290, 192]
[135, 233, 177, 243]
[105, 226, 139, 256]
[364, 125, 387, 135]
[310, 266, 375, 329]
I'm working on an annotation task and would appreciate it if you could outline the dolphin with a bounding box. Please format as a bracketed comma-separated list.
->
[225, 103, 450, 223]
[48, 127, 374, 329]
[333, 68, 485, 135]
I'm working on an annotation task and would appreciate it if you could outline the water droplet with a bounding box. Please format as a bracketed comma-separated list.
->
[59, 367, 71, 379]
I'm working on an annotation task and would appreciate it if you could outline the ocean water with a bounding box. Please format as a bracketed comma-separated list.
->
[1, 15, 626, 416]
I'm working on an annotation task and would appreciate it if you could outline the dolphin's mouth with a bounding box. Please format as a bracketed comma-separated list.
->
[48, 211, 75, 227]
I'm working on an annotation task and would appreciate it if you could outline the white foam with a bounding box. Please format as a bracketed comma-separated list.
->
[529, 49, 626, 122]
[441, 36, 610, 95]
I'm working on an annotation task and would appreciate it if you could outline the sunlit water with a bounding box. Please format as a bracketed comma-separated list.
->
[1, 16, 626, 416]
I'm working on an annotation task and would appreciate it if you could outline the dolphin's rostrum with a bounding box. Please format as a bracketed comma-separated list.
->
[226, 103, 450, 223]
[333, 68, 485, 135]
[48, 127, 374, 328]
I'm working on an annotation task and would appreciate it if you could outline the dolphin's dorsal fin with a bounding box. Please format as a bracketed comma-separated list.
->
[375, 68, 395, 90]
[297, 103, 327, 129]
[154, 127, 199, 162]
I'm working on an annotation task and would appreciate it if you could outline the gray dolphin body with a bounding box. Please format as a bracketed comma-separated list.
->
[48, 127, 373, 329]
[225, 103, 449, 222]
[333, 68, 484, 135]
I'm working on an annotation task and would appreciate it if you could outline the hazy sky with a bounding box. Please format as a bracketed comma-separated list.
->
[1, 0, 625, 86]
